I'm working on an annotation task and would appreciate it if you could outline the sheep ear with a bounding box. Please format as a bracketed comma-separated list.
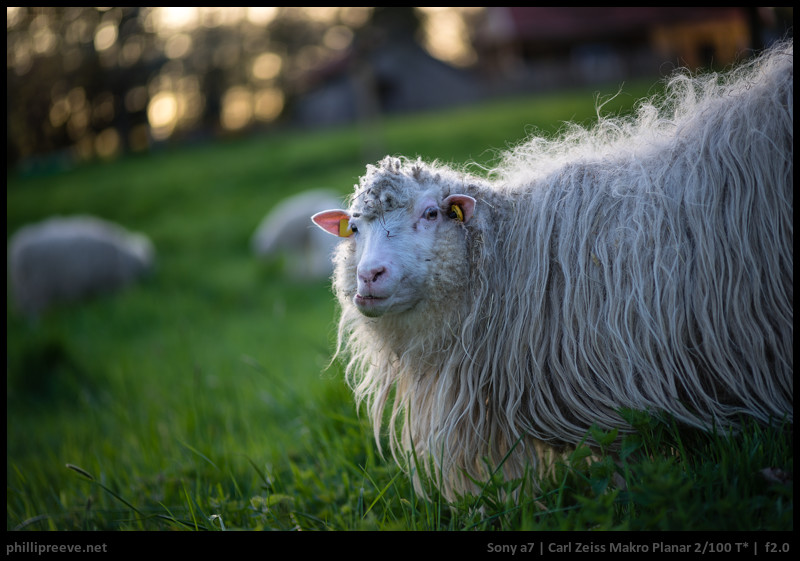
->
[444, 194, 476, 223]
[312, 209, 353, 237]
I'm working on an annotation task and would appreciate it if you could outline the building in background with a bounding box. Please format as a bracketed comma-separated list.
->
[473, 7, 762, 92]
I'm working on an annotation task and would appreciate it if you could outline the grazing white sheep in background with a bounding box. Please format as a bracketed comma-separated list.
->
[8, 215, 155, 316]
[312, 41, 793, 500]
[251, 189, 343, 280]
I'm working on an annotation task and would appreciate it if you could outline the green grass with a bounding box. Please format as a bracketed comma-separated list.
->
[7, 81, 792, 535]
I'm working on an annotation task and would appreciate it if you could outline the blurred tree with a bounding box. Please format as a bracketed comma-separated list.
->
[6, 7, 377, 171]
[8, 7, 156, 167]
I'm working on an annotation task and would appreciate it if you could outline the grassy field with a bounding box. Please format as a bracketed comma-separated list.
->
[7, 80, 793, 539]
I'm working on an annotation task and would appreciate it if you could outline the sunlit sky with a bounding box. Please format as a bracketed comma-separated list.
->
[7, 7, 482, 161]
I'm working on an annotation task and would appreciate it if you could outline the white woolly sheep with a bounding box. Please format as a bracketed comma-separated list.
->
[312, 42, 793, 500]
[8, 215, 155, 316]
[251, 189, 343, 280]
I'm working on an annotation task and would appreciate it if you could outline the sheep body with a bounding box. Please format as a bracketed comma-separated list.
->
[251, 189, 343, 279]
[8, 215, 155, 316]
[313, 42, 793, 499]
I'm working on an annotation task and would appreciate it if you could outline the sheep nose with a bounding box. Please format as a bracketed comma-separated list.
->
[358, 265, 385, 285]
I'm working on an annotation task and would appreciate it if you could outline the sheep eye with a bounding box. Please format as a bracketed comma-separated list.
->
[424, 207, 438, 221]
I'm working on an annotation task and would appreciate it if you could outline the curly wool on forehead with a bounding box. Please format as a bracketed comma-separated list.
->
[348, 157, 455, 219]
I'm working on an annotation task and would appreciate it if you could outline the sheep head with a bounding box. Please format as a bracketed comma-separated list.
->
[312, 159, 475, 319]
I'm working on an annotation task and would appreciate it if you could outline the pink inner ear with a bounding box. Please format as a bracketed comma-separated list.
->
[444, 194, 476, 223]
[312, 209, 352, 237]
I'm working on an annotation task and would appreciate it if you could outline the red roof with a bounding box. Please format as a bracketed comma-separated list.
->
[499, 7, 746, 42]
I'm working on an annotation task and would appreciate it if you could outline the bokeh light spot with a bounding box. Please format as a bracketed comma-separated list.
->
[93, 22, 118, 52]
[165, 33, 193, 59]
[251, 52, 283, 81]
[95, 127, 121, 159]
[254, 88, 284, 122]
[221, 86, 253, 131]
[147, 91, 178, 140]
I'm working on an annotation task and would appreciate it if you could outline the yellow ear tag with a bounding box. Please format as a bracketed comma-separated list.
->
[450, 204, 464, 222]
[339, 218, 353, 237]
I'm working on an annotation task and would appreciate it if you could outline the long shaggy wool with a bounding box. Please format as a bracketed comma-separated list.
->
[330, 41, 793, 499]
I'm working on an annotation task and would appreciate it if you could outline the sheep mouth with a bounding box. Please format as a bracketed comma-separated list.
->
[355, 293, 387, 304]
[354, 293, 392, 316]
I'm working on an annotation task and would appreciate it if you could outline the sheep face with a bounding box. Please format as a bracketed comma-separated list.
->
[313, 188, 475, 318]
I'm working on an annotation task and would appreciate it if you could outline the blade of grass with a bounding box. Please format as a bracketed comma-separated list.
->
[65, 463, 143, 518]
[182, 479, 199, 531]
[179, 440, 219, 471]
